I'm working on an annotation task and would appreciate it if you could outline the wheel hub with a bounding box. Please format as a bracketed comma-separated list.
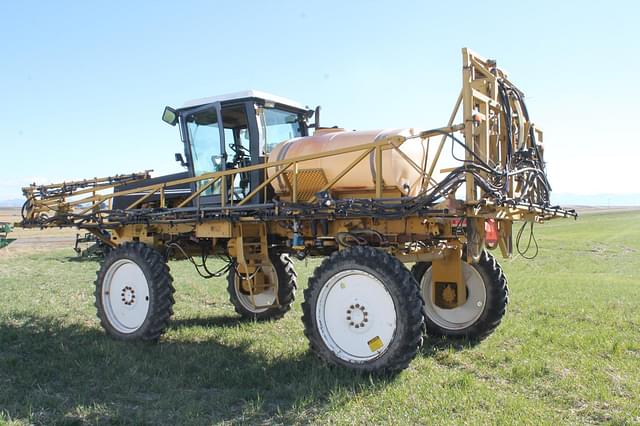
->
[102, 259, 151, 333]
[346, 303, 369, 329]
[121, 286, 136, 306]
[316, 269, 397, 362]
[234, 264, 278, 313]
[421, 263, 487, 330]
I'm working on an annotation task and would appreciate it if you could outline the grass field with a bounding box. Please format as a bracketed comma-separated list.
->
[0, 210, 639, 425]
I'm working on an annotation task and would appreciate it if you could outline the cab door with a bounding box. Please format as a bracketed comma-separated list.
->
[182, 102, 226, 206]
[220, 102, 258, 203]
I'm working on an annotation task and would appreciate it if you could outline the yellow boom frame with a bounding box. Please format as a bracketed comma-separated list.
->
[19, 49, 575, 309]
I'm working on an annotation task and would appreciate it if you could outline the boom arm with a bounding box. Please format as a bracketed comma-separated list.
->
[17, 49, 575, 262]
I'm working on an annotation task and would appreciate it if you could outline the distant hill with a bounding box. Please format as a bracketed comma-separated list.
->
[553, 193, 640, 207]
[0, 199, 23, 208]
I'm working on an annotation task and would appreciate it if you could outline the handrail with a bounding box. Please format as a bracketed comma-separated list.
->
[24, 124, 463, 223]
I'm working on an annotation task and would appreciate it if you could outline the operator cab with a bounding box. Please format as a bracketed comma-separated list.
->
[163, 90, 313, 206]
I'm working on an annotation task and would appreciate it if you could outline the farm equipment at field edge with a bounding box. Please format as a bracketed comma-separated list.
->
[17, 48, 576, 375]
[0, 223, 14, 248]
[74, 232, 113, 258]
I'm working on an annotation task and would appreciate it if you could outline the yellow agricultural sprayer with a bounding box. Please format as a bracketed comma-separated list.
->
[14, 49, 575, 374]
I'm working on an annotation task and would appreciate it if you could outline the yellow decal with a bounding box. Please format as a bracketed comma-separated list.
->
[367, 336, 383, 352]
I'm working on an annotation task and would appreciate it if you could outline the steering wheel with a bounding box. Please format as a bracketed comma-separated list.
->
[229, 143, 250, 154]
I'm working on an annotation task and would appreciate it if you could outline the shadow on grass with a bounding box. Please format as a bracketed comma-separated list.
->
[170, 315, 248, 330]
[420, 335, 480, 356]
[0, 314, 392, 425]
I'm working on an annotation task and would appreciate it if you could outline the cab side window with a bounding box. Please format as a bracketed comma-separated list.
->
[261, 108, 302, 154]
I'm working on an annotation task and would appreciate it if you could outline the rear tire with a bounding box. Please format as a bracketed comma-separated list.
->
[412, 250, 508, 341]
[302, 246, 424, 374]
[227, 252, 297, 321]
[95, 242, 175, 341]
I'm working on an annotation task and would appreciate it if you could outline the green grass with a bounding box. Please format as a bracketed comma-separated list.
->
[1, 211, 639, 425]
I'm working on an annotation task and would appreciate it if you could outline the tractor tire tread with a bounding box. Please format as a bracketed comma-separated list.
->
[302, 246, 424, 375]
[227, 252, 297, 321]
[411, 250, 508, 341]
[94, 241, 175, 342]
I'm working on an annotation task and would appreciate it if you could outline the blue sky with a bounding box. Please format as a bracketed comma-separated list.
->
[1, 1, 638, 204]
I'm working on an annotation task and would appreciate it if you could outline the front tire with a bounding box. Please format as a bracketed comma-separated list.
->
[95, 242, 175, 341]
[302, 246, 424, 374]
[412, 250, 508, 341]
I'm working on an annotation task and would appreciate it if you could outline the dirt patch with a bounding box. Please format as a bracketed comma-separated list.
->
[1, 207, 80, 257]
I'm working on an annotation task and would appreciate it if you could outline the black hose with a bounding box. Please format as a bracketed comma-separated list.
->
[516, 221, 539, 259]
[165, 241, 232, 279]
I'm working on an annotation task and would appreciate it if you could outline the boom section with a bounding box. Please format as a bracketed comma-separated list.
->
[19, 48, 575, 261]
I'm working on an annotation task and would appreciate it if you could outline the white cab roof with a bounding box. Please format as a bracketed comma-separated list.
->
[182, 90, 306, 110]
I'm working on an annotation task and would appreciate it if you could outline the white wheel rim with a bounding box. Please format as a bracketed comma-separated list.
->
[102, 259, 150, 333]
[234, 265, 278, 313]
[420, 263, 487, 330]
[316, 270, 397, 363]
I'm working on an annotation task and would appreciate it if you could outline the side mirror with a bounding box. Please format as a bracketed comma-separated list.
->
[304, 108, 315, 120]
[308, 105, 321, 128]
[175, 153, 187, 167]
[162, 106, 178, 126]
